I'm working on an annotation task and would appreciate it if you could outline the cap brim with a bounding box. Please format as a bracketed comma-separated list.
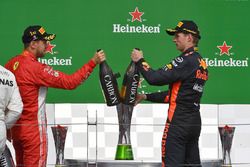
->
[43, 34, 56, 41]
[166, 29, 177, 36]
[166, 29, 201, 39]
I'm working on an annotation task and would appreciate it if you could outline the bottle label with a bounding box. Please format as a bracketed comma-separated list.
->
[104, 74, 119, 104]
[128, 74, 140, 103]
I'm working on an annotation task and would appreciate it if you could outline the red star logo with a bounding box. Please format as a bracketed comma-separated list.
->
[129, 7, 144, 22]
[46, 42, 56, 54]
[217, 41, 232, 56]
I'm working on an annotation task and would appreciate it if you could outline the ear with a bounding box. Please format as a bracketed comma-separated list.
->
[188, 34, 193, 42]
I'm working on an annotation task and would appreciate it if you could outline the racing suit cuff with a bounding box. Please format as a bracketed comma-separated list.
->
[146, 93, 164, 103]
[88, 59, 97, 68]
[145, 93, 154, 102]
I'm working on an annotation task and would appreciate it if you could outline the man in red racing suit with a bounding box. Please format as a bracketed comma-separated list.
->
[131, 20, 208, 167]
[5, 25, 105, 167]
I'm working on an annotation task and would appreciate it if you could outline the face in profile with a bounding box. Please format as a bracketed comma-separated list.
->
[173, 32, 192, 52]
[33, 40, 48, 58]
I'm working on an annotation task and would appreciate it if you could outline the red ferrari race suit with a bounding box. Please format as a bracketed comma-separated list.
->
[5, 50, 96, 167]
[136, 47, 208, 167]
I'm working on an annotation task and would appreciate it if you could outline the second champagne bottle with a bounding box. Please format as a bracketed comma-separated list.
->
[120, 48, 141, 105]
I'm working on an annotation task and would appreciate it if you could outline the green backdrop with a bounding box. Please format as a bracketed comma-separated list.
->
[1, 0, 249, 104]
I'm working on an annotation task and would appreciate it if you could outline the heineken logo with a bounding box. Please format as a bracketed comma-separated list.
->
[129, 7, 144, 22]
[217, 41, 233, 56]
[113, 24, 160, 33]
[38, 57, 72, 66]
[45, 41, 56, 54]
[205, 41, 248, 67]
[113, 7, 161, 34]
[41, 41, 73, 66]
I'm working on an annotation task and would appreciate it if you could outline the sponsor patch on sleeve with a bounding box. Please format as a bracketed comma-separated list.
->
[13, 62, 19, 71]
[175, 57, 183, 63]
[166, 64, 173, 69]
[43, 66, 60, 77]
[198, 58, 207, 70]
[162, 63, 173, 71]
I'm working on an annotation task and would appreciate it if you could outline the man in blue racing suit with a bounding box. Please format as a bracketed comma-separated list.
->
[131, 20, 208, 167]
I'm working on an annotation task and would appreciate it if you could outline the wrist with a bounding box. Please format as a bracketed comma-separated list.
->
[89, 59, 97, 68]
[91, 58, 96, 64]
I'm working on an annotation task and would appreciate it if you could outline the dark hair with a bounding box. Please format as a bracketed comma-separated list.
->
[24, 43, 30, 49]
[192, 35, 199, 46]
[183, 32, 200, 46]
